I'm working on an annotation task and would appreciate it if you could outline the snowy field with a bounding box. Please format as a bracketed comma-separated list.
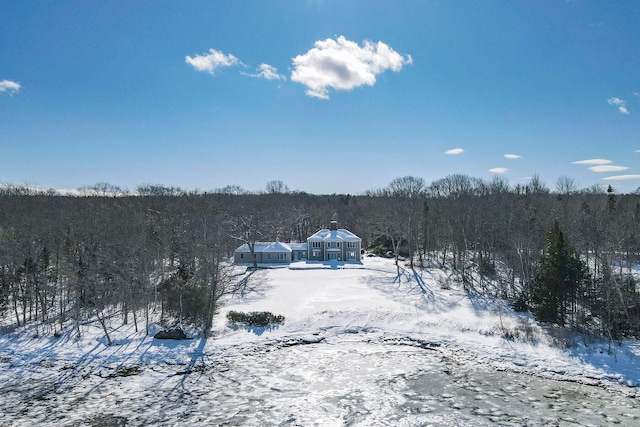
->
[1, 257, 639, 426]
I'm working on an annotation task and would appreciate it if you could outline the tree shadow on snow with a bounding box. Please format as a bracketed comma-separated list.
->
[465, 291, 509, 316]
[24, 336, 113, 401]
[226, 269, 275, 305]
[229, 323, 282, 336]
[364, 265, 463, 313]
[168, 336, 209, 398]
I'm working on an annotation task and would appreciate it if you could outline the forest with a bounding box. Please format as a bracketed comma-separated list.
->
[1, 175, 639, 343]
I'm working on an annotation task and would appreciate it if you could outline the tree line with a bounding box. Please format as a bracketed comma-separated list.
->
[0, 174, 639, 342]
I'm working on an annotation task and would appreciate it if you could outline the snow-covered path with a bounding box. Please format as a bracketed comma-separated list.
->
[1, 257, 639, 426]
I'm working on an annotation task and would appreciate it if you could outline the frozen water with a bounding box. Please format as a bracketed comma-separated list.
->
[1, 336, 638, 426]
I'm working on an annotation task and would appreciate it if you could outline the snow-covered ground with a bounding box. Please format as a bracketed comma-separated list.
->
[1, 257, 639, 426]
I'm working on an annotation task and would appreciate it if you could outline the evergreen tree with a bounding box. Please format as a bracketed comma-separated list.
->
[532, 221, 589, 326]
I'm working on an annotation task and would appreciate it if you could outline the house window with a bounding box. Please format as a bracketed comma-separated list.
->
[267, 254, 271, 260]
[240, 253, 244, 259]
[278, 253, 287, 260]
[312, 250, 320, 258]
[347, 242, 356, 248]
[312, 241, 321, 248]
[348, 251, 356, 259]
[337, 242, 340, 248]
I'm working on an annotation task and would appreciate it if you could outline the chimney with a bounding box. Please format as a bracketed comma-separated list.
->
[330, 220, 338, 230]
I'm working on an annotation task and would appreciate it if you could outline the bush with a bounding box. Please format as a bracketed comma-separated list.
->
[512, 292, 529, 312]
[478, 257, 496, 277]
[367, 245, 387, 257]
[226, 310, 285, 327]
[501, 318, 539, 343]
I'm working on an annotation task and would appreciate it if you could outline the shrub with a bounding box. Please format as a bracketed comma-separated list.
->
[226, 310, 285, 327]
[478, 257, 496, 277]
[512, 292, 529, 312]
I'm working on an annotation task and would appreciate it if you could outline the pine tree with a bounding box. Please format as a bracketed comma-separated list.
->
[532, 221, 588, 326]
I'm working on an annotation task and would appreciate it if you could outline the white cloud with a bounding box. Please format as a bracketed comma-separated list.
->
[607, 97, 629, 114]
[444, 148, 464, 155]
[588, 165, 629, 172]
[0, 79, 21, 95]
[572, 159, 612, 165]
[185, 48, 239, 74]
[489, 167, 508, 174]
[291, 35, 412, 99]
[241, 63, 286, 81]
[504, 154, 521, 159]
[602, 174, 640, 181]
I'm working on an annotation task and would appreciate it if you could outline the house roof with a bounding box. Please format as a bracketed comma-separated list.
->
[235, 242, 288, 253]
[289, 243, 308, 251]
[262, 240, 292, 253]
[235, 242, 266, 253]
[235, 241, 309, 253]
[307, 228, 361, 242]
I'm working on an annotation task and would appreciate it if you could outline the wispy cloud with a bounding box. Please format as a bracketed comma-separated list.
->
[444, 148, 464, 155]
[602, 174, 640, 181]
[291, 36, 412, 99]
[607, 97, 629, 114]
[241, 63, 286, 81]
[0, 79, 21, 95]
[504, 154, 521, 159]
[572, 159, 612, 165]
[185, 48, 240, 74]
[588, 165, 629, 172]
[489, 167, 508, 174]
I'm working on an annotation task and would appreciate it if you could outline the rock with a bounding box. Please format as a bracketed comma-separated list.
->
[154, 328, 188, 340]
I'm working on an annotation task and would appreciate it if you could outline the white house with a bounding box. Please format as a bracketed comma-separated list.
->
[234, 220, 361, 264]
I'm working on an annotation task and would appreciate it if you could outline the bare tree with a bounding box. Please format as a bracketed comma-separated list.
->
[265, 180, 290, 194]
[387, 176, 426, 199]
[216, 185, 249, 195]
[556, 175, 578, 195]
[78, 182, 126, 197]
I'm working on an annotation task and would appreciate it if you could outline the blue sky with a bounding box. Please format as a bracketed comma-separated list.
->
[1, 0, 639, 194]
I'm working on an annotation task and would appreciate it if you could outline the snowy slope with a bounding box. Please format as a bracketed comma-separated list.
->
[0, 257, 639, 426]
[215, 257, 640, 387]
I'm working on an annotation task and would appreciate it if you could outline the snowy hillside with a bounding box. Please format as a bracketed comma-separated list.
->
[216, 257, 640, 386]
[1, 256, 639, 426]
